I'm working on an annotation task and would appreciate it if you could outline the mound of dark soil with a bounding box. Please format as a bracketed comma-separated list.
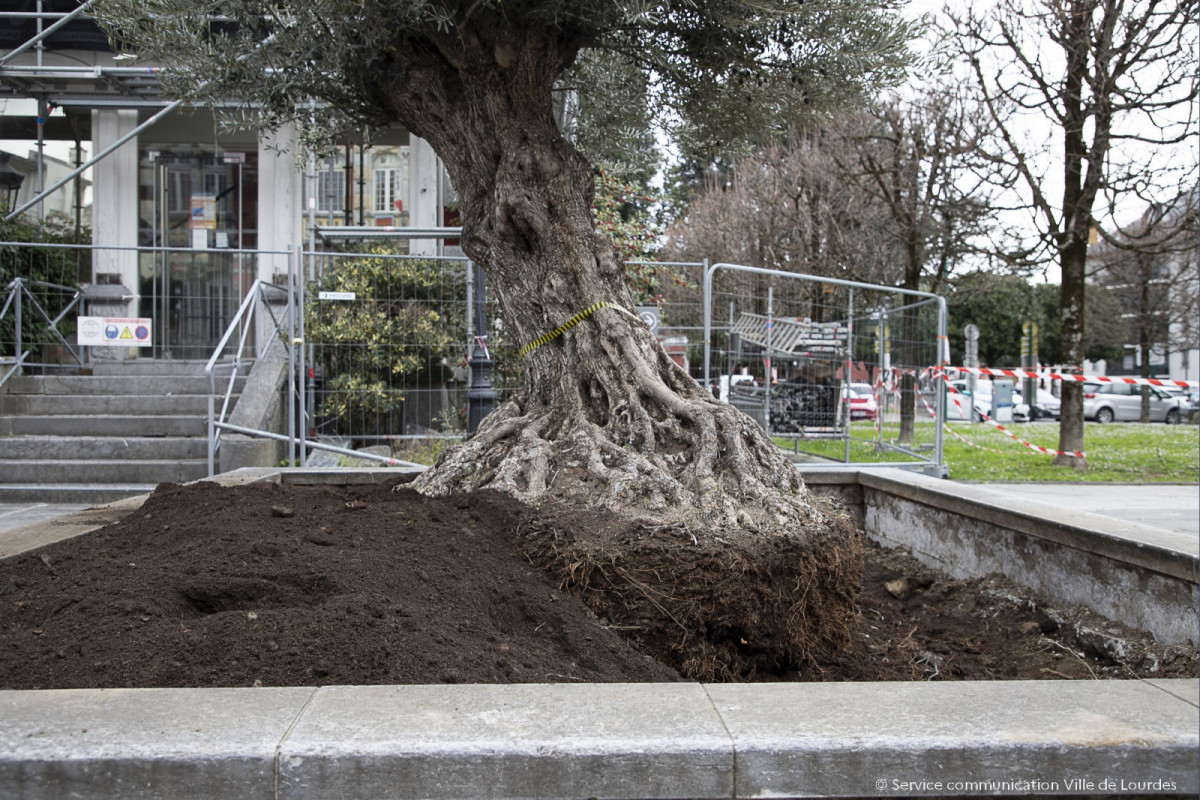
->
[0, 478, 1194, 689]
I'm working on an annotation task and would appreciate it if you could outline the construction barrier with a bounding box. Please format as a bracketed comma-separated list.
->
[951, 367, 1198, 389]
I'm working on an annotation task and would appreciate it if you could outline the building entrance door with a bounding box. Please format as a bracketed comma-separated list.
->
[139, 148, 257, 359]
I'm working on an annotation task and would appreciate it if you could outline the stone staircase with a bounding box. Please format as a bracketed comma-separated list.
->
[0, 361, 244, 504]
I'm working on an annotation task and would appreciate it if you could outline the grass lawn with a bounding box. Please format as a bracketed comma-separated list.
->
[776, 420, 1199, 483]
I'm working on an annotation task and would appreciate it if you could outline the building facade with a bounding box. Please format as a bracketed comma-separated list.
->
[1, 4, 455, 359]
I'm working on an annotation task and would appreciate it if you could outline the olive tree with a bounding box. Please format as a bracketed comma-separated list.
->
[97, 0, 912, 522]
[93, 0, 922, 676]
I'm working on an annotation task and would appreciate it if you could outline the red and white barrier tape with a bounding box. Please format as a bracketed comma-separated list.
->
[979, 413, 1084, 459]
[917, 387, 1005, 454]
[951, 366, 1197, 390]
[936, 371, 1084, 459]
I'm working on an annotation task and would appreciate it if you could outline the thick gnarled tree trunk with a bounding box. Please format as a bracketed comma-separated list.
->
[380, 24, 835, 534]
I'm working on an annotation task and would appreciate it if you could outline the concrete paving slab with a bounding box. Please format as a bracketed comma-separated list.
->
[277, 683, 734, 800]
[0, 496, 144, 558]
[978, 483, 1200, 537]
[0, 681, 1194, 800]
[704, 679, 1200, 798]
[0, 687, 316, 800]
[1146, 678, 1200, 707]
[0, 502, 91, 532]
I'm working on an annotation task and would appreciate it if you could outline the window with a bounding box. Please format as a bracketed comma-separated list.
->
[203, 170, 228, 199]
[317, 170, 345, 213]
[374, 168, 404, 213]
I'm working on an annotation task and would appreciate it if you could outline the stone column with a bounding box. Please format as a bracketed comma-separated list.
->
[257, 125, 302, 283]
[408, 136, 441, 256]
[88, 109, 140, 360]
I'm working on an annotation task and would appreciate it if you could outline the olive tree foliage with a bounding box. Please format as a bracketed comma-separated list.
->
[94, 0, 916, 531]
[950, 0, 1198, 468]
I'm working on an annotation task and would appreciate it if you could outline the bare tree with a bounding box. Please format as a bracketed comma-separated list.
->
[1090, 190, 1200, 420]
[835, 82, 997, 441]
[663, 124, 903, 287]
[668, 84, 999, 443]
[952, 0, 1198, 467]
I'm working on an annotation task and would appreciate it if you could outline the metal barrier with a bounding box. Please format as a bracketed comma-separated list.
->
[0, 239, 93, 384]
[297, 248, 516, 466]
[703, 262, 949, 476]
[0, 276, 84, 387]
[204, 277, 293, 475]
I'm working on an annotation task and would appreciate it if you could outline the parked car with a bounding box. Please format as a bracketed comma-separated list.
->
[1027, 391, 1061, 420]
[1083, 383, 1187, 424]
[945, 380, 1030, 423]
[1162, 385, 1199, 415]
[841, 384, 878, 421]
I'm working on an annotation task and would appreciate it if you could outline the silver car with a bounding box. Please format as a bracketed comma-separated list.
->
[1083, 383, 1186, 424]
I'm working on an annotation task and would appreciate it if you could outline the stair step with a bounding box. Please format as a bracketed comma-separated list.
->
[5, 375, 244, 396]
[0, 484, 157, 505]
[86, 360, 225, 377]
[0, 436, 209, 460]
[8, 415, 207, 437]
[1, 358, 260, 500]
[0, 459, 209, 484]
[2, 394, 216, 416]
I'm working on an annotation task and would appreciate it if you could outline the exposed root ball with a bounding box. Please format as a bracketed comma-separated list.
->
[518, 499, 864, 681]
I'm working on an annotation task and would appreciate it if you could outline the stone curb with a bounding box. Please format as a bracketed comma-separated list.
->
[0, 680, 1195, 799]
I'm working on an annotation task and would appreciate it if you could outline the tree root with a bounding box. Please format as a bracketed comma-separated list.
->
[411, 324, 864, 673]
[415, 391, 824, 537]
[515, 502, 864, 681]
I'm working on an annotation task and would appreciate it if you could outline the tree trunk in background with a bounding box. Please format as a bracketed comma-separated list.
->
[1054, 237, 1087, 468]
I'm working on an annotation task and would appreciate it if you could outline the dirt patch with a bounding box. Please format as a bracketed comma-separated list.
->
[0, 478, 1194, 689]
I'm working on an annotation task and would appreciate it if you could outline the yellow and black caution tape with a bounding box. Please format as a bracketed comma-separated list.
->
[518, 300, 639, 357]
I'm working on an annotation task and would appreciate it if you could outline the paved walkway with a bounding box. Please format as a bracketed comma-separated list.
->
[0, 502, 91, 533]
[977, 483, 1199, 536]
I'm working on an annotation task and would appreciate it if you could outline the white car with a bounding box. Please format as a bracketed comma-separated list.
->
[1083, 383, 1187, 424]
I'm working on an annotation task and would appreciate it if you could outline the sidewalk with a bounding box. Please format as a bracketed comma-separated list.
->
[0, 502, 91, 533]
[977, 483, 1199, 536]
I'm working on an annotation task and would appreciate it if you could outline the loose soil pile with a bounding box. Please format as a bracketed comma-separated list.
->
[0, 478, 1194, 689]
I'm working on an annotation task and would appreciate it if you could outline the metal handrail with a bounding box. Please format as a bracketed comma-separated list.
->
[0, 277, 83, 390]
[204, 278, 292, 476]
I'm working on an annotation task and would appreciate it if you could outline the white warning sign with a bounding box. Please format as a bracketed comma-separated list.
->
[78, 316, 153, 348]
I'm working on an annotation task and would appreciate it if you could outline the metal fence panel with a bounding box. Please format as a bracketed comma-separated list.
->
[1, 239, 949, 476]
[703, 262, 947, 475]
[301, 249, 527, 464]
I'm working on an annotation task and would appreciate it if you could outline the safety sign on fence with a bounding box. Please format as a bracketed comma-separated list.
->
[77, 316, 153, 348]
